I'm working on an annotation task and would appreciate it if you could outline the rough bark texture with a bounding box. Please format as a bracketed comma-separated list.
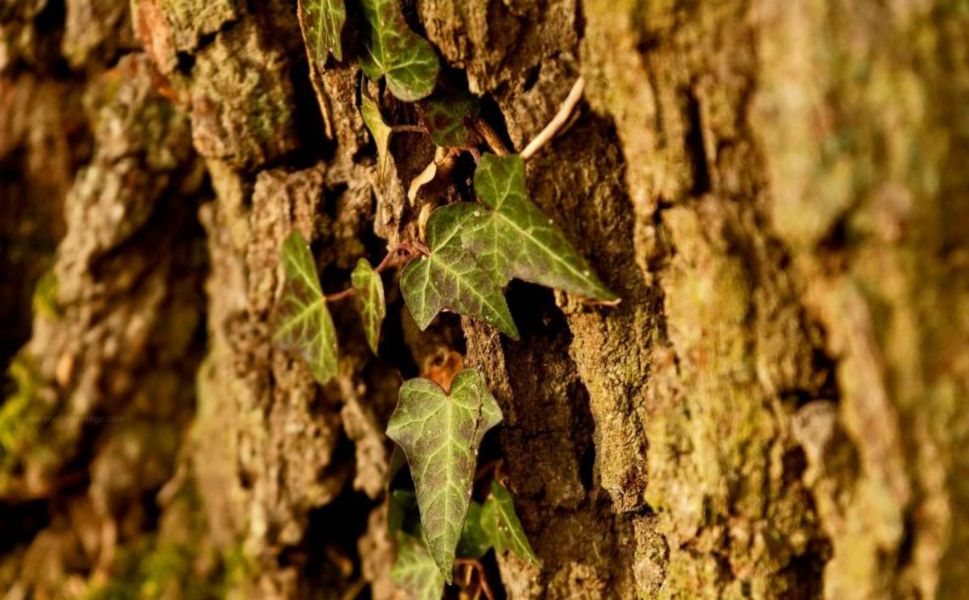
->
[1, 0, 968, 598]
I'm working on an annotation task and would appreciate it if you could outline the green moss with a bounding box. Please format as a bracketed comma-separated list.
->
[0, 356, 39, 456]
[82, 483, 253, 599]
[31, 269, 60, 320]
[0, 354, 54, 477]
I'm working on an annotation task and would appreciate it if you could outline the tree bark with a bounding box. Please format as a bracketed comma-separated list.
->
[1, 0, 968, 598]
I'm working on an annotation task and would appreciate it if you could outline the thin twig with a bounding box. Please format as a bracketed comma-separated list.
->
[581, 296, 622, 307]
[521, 77, 585, 160]
[374, 242, 419, 273]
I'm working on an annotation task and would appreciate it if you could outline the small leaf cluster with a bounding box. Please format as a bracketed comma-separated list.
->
[400, 153, 616, 339]
[286, 0, 616, 379]
[390, 479, 538, 599]
[273, 231, 385, 382]
[300, 0, 486, 150]
[300, 0, 441, 102]
[387, 369, 502, 579]
[390, 472, 538, 599]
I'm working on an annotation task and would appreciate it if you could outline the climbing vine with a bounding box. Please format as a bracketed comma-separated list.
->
[278, 0, 617, 596]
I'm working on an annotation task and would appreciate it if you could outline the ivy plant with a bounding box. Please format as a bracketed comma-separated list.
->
[386, 369, 502, 579]
[400, 204, 519, 339]
[298, 0, 347, 64]
[418, 91, 481, 147]
[463, 153, 616, 300]
[359, 0, 440, 101]
[389, 472, 539, 597]
[280, 1, 614, 594]
[391, 533, 446, 600]
[480, 479, 539, 565]
[351, 258, 385, 353]
[274, 231, 339, 384]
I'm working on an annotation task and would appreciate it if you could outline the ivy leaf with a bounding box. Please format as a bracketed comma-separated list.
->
[392, 534, 446, 600]
[457, 501, 491, 559]
[360, 85, 393, 180]
[273, 231, 339, 384]
[298, 0, 346, 64]
[419, 92, 481, 147]
[481, 479, 539, 565]
[359, 0, 440, 102]
[386, 369, 503, 581]
[351, 258, 385, 353]
[465, 154, 617, 300]
[400, 204, 519, 339]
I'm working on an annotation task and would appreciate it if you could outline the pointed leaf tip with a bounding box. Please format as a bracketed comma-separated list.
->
[360, 85, 393, 181]
[482, 479, 539, 565]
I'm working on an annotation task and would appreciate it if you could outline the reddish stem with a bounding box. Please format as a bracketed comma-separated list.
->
[323, 242, 425, 303]
[325, 287, 356, 302]
[392, 124, 429, 135]
[454, 559, 495, 600]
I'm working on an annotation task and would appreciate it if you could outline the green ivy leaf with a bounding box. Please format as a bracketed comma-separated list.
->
[400, 204, 519, 339]
[298, 0, 346, 64]
[386, 369, 503, 581]
[392, 534, 446, 600]
[481, 480, 539, 565]
[388, 489, 418, 537]
[273, 231, 339, 384]
[465, 153, 617, 300]
[351, 258, 385, 353]
[360, 85, 393, 180]
[359, 0, 440, 102]
[419, 92, 481, 147]
[457, 501, 491, 559]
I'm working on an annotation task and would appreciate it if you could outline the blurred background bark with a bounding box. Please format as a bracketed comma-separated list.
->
[1, 0, 968, 598]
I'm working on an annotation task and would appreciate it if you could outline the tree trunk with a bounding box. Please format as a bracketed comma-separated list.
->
[2, 0, 968, 598]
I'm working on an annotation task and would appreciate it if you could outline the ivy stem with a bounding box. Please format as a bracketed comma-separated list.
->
[323, 242, 425, 303]
[473, 118, 510, 156]
[521, 77, 585, 161]
[474, 459, 503, 482]
[324, 287, 356, 302]
[454, 559, 495, 600]
[391, 124, 428, 135]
